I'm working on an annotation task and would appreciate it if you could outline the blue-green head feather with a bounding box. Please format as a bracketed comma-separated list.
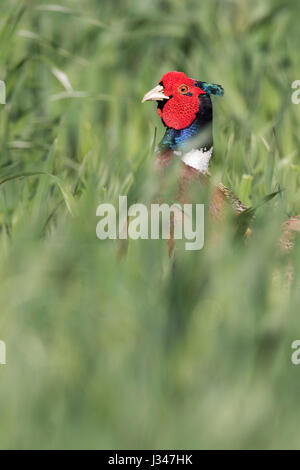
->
[195, 81, 224, 96]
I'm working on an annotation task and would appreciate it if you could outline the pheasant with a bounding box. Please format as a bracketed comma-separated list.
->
[142, 71, 248, 253]
[142, 71, 222, 172]
[142, 71, 300, 257]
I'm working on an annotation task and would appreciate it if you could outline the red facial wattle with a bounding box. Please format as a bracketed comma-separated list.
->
[157, 71, 206, 130]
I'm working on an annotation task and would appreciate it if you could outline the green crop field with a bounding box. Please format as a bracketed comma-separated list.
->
[0, 0, 300, 449]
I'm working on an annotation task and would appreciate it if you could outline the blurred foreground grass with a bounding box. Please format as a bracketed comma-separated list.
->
[0, 0, 300, 449]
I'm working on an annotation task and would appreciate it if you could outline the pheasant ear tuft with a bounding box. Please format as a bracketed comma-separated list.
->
[196, 81, 224, 96]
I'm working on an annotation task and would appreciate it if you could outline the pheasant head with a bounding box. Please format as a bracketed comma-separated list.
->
[142, 71, 223, 172]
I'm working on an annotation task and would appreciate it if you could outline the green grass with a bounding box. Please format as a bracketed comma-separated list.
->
[1, 0, 300, 449]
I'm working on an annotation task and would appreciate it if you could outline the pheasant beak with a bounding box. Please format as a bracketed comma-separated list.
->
[142, 84, 169, 103]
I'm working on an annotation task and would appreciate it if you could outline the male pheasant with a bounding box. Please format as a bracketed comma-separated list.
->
[142, 71, 247, 253]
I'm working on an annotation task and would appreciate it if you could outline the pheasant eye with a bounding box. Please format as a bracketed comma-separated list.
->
[178, 84, 189, 94]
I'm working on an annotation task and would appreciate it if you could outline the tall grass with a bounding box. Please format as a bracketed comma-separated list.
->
[0, 0, 300, 449]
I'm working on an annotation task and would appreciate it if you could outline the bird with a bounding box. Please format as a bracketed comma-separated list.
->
[142, 71, 248, 253]
[140, 70, 300, 291]
[142, 71, 222, 171]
